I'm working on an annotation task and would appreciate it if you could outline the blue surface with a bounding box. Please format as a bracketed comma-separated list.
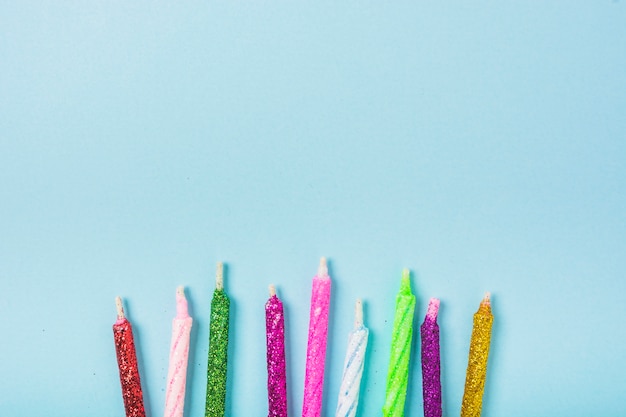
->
[1, 2, 625, 416]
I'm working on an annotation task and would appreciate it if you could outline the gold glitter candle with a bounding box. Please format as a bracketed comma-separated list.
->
[461, 293, 493, 417]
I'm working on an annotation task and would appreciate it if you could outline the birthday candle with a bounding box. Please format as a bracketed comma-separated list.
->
[382, 269, 416, 417]
[164, 286, 193, 417]
[206, 262, 230, 417]
[420, 298, 442, 417]
[461, 293, 494, 417]
[302, 257, 332, 417]
[266, 285, 288, 417]
[335, 299, 369, 417]
[112, 297, 146, 417]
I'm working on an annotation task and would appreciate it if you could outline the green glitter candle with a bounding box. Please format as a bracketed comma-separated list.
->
[382, 269, 416, 417]
[205, 262, 230, 417]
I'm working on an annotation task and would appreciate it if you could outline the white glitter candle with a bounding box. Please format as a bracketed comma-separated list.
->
[335, 299, 369, 417]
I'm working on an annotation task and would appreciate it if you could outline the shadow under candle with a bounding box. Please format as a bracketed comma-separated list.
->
[184, 289, 199, 417]
[324, 258, 338, 417]
[125, 301, 152, 417]
[479, 293, 500, 417]
[224, 263, 236, 417]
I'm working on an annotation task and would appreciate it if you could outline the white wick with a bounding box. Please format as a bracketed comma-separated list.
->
[482, 291, 491, 306]
[318, 257, 328, 277]
[269, 284, 276, 296]
[426, 298, 440, 320]
[177, 285, 185, 297]
[115, 296, 125, 319]
[355, 299, 363, 328]
[216, 262, 224, 290]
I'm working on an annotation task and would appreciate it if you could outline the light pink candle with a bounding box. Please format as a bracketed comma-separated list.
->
[302, 257, 332, 417]
[164, 286, 193, 417]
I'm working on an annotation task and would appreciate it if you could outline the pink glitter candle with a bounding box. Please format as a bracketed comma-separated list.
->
[266, 285, 288, 417]
[420, 298, 442, 417]
[302, 258, 332, 417]
[113, 297, 146, 417]
[164, 286, 193, 417]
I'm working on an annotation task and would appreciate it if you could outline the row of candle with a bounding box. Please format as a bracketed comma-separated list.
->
[112, 258, 494, 417]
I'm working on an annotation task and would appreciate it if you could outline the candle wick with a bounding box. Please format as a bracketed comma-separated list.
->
[216, 262, 224, 290]
[269, 284, 276, 297]
[115, 296, 125, 320]
[318, 257, 328, 277]
[355, 299, 363, 328]
[402, 268, 410, 280]
[482, 292, 491, 306]
[426, 298, 440, 320]
[176, 286, 189, 318]
[399, 269, 412, 294]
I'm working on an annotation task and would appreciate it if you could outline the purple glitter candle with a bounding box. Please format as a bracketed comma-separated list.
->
[420, 298, 442, 417]
[266, 285, 288, 417]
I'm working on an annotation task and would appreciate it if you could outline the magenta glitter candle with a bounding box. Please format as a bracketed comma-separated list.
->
[266, 285, 288, 417]
[420, 298, 442, 417]
[302, 258, 331, 417]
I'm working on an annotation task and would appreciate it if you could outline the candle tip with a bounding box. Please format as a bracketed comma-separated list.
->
[176, 286, 189, 317]
[482, 292, 491, 306]
[400, 269, 411, 292]
[216, 262, 224, 290]
[115, 296, 125, 319]
[318, 257, 328, 277]
[176, 286, 187, 305]
[355, 298, 364, 328]
[426, 298, 440, 320]
[269, 284, 276, 296]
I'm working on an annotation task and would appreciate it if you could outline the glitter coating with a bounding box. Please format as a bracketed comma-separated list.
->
[382, 272, 416, 417]
[206, 288, 230, 417]
[461, 298, 493, 417]
[420, 299, 442, 417]
[164, 290, 193, 417]
[113, 318, 146, 417]
[266, 294, 288, 417]
[302, 273, 331, 417]
[335, 319, 368, 417]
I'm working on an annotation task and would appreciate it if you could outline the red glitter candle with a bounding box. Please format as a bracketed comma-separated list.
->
[113, 297, 146, 417]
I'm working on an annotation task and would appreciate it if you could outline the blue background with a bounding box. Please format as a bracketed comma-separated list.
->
[1, 2, 625, 416]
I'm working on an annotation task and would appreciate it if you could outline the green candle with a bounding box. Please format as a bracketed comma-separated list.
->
[205, 262, 230, 417]
[382, 269, 416, 417]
